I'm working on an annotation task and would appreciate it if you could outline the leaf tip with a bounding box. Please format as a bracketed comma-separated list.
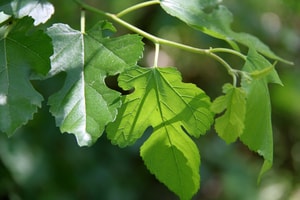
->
[76, 132, 93, 147]
[257, 159, 272, 184]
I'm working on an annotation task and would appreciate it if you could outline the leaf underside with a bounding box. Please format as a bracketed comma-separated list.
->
[46, 22, 144, 146]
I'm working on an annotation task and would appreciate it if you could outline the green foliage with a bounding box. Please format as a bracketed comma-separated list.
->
[160, 0, 291, 64]
[107, 67, 213, 146]
[0, 0, 54, 26]
[107, 66, 213, 199]
[0, 0, 292, 199]
[0, 17, 52, 135]
[211, 83, 247, 144]
[46, 22, 143, 146]
[240, 49, 282, 181]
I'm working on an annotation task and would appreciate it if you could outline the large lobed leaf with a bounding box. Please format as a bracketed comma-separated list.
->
[160, 0, 290, 63]
[0, 0, 54, 26]
[211, 83, 247, 144]
[241, 49, 282, 181]
[0, 17, 52, 135]
[46, 22, 144, 146]
[107, 67, 214, 199]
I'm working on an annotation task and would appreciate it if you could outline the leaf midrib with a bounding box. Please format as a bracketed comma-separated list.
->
[152, 68, 184, 196]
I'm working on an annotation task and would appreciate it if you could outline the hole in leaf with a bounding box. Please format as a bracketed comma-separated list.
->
[105, 74, 134, 95]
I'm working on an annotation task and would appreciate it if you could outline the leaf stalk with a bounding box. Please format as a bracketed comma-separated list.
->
[154, 43, 160, 67]
[74, 0, 242, 83]
[80, 9, 86, 33]
[116, 0, 160, 17]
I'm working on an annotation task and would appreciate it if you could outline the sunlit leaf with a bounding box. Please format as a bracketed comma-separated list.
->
[46, 22, 144, 146]
[240, 48, 282, 181]
[0, 17, 52, 135]
[107, 66, 213, 199]
[0, 0, 54, 25]
[160, 0, 291, 63]
[211, 83, 247, 144]
[141, 125, 200, 200]
[107, 67, 213, 146]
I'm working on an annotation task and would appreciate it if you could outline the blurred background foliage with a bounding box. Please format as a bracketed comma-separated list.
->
[0, 0, 299, 199]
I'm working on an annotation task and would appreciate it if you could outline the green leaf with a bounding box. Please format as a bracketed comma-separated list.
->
[141, 125, 200, 200]
[0, 17, 52, 135]
[160, 0, 291, 63]
[240, 49, 282, 181]
[107, 67, 213, 146]
[107, 67, 213, 198]
[211, 83, 247, 144]
[46, 22, 144, 146]
[0, 12, 11, 26]
[0, 0, 54, 25]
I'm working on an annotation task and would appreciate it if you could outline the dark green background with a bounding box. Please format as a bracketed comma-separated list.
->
[1, 0, 299, 199]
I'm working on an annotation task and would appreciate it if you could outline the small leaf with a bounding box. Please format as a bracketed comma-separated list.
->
[0, 0, 54, 25]
[211, 83, 247, 144]
[107, 67, 213, 198]
[160, 0, 291, 63]
[46, 23, 144, 146]
[0, 17, 52, 135]
[240, 49, 282, 181]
